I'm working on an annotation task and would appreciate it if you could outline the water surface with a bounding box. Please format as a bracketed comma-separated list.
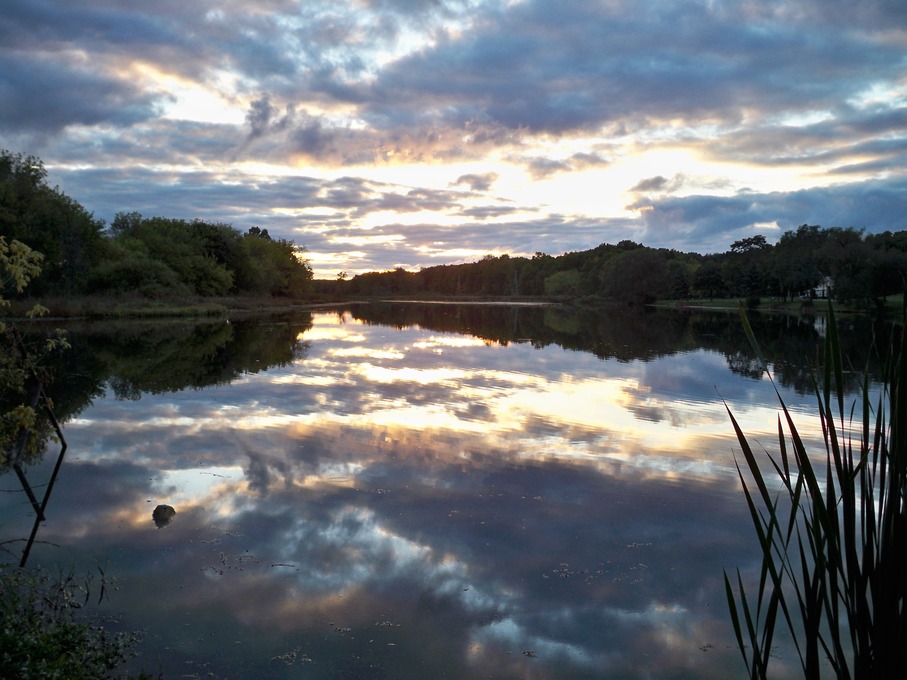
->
[2, 304, 887, 679]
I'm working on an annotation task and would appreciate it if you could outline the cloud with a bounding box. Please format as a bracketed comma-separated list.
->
[244, 95, 296, 140]
[524, 157, 571, 180]
[631, 178, 907, 253]
[363, 0, 905, 138]
[1, 0, 905, 275]
[568, 151, 610, 169]
[519, 152, 610, 180]
[631, 175, 683, 194]
[0, 53, 162, 134]
[450, 172, 499, 191]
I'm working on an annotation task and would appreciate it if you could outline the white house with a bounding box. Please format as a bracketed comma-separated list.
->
[813, 275, 833, 299]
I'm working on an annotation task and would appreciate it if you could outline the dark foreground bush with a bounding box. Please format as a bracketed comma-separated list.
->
[0, 566, 152, 679]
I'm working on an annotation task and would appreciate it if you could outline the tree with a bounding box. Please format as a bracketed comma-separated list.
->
[729, 234, 768, 253]
[1, 237, 67, 468]
[0, 150, 105, 295]
[544, 269, 581, 296]
[665, 259, 691, 299]
[692, 260, 726, 299]
[771, 225, 823, 300]
[86, 236, 190, 297]
[0, 236, 42, 307]
[598, 248, 669, 305]
[233, 229, 312, 297]
[816, 227, 872, 304]
[109, 210, 143, 237]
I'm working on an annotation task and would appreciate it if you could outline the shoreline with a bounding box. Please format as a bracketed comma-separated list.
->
[2, 292, 899, 322]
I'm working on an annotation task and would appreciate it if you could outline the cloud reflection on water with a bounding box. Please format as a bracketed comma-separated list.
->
[1, 310, 821, 679]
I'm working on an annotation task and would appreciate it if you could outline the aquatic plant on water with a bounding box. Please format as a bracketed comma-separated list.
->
[725, 303, 906, 678]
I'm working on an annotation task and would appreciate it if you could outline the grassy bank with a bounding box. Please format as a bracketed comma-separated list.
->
[0, 293, 348, 320]
[655, 293, 904, 316]
[3, 292, 903, 321]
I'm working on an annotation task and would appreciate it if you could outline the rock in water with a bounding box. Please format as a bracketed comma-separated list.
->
[152, 504, 176, 527]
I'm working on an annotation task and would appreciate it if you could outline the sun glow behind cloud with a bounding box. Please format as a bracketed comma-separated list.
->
[4, 0, 905, 278]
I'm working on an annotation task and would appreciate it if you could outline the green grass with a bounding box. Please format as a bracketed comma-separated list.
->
[724, 301, 906, 678]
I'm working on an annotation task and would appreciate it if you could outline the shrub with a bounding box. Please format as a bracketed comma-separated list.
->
[0, 567, 146, 679]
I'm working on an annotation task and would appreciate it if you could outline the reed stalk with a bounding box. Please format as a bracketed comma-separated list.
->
[725, 302, 906, 679]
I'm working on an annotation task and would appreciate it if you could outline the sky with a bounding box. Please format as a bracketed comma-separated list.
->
[1, 0, 906, 278]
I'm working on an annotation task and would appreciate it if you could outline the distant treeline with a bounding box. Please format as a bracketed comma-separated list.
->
[321, 230, 907, 307]
[0, 150, 313, 299]
[4, 148, 905, 306]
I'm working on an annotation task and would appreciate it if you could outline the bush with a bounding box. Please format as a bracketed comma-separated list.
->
[0, 567, 147, 679]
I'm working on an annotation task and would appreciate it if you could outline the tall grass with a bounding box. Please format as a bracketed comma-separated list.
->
[725, 303, 906, 679]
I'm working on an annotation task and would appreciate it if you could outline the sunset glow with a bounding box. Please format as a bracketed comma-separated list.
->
[2, 1, 904, 278]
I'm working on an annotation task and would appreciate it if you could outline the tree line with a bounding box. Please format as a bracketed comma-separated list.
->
[0, 150, 313, 299]
[4, 148, 905, 307]
[324, 229, 907, 307]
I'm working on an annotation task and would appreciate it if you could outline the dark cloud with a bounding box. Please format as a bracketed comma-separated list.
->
[696, 103, 907, 170]
[517, 151, 611, 180]
[632, 178, 907, 253]
[632, 175, 677, 193]
[0, 54, 162, 133]
[1, 0, 905, 274]
[5, 0, 904, 143]
[244, 95, 295, 140]
[364, 0, 905, 136]
[0, 1, 188, 53]
[459, 205, 522, 220]
[524, 157, 572, 180]
[450, 172, 498, 191]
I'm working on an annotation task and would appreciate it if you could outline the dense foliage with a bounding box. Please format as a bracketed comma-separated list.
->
[0, 236, 69, 469]
[0, 567, 150, 679]
[0, 150, 313, 300]
[326, 230, 907, 307]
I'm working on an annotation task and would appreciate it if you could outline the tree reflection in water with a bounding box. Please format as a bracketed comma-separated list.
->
[2, 382, 67, 567]
[2, 312, 312, 565]
[0, 304, 890, 679]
